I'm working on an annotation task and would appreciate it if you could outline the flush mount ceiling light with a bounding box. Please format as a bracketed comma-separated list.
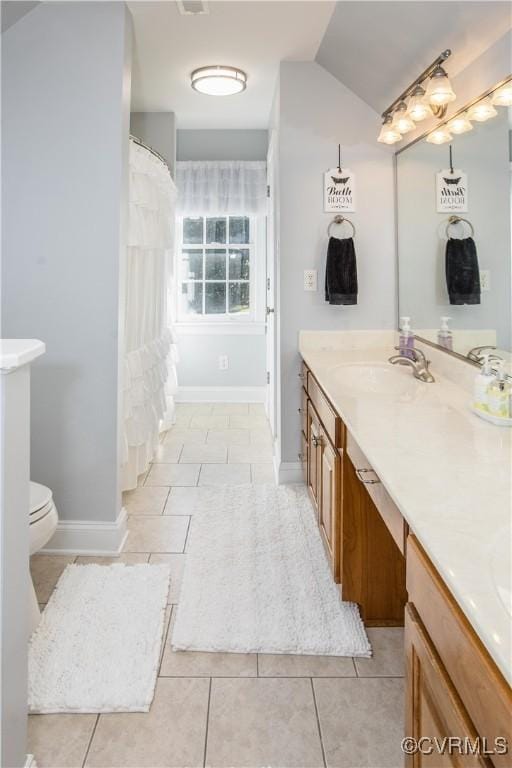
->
[377, 50, 455, 143]
[467, 96, 498, 122]
[407, 85, 433, 122]
[191, 66, 247, 96]
[426, 125, 453, 145]
[491, 82, 512, 106]
[377, 115, 402, 144]
[392, 101, 415, 133]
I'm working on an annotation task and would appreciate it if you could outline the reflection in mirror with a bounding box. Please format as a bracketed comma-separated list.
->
[396, 81, 512, 369]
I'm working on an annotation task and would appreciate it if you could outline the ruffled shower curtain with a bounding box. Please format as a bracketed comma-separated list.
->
[121, 140, 178, 491]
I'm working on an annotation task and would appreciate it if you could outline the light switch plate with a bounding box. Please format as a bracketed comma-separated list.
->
[480, 270, 491, 291]
[304, 269, 317, 291]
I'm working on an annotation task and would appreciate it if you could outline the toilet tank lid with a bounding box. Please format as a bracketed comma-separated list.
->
[30, 482, 53, 514]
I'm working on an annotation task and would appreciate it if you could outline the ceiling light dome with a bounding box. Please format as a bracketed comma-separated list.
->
[191, 66, 247, 96]
[467, 97, 498, 122]
[407, 85, 433, 121]
[377, 115, 401, 144]
[425, 64, 456, 106]
[392, 101, 415, 133]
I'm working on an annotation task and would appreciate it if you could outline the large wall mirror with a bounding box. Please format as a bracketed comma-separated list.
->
[396, 79, 512, 366]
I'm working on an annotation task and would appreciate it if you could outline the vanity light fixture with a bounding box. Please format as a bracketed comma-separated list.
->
[467, 97, 498, 122]
[491, 82, 512, 106]
[426, 125, 453, 145]
[407, 85, 433, 121]
[447, 112, 473, 135]
[191, 66, 247, 96]
[377, 115, 402, 144]
[392, 101, 415, 133]
[425, 64, 456, 108]
[378, 50, 455, 143]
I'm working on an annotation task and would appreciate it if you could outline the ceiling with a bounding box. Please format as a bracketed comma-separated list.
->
[1, 1, 40, 33]
[128, 1, 335, 129]
[316, 2, 512, 115]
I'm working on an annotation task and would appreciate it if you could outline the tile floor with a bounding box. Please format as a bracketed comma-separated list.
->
[29, 403, 405, 768]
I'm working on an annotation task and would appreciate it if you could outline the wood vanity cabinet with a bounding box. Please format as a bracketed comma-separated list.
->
[405, 536, 512, 768]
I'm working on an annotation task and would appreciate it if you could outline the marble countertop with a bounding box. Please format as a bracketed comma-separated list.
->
[299, 331, 511, 685]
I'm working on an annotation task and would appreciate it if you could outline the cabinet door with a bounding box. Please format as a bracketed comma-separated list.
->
[319, 436, 341, 582]
[405, 604, 492, 768]
[307, 404, 321, 515]
[300, 431, 308, 484]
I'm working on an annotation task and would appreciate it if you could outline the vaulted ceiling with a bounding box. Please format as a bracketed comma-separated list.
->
[316, 1, 511, 115]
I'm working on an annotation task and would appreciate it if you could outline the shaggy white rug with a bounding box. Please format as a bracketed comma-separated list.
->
[172, 484, 371, 657]
[29, 563, 170, 713]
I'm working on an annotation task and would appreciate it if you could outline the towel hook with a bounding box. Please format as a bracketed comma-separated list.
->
[328, 214, 356, 239]
[445, 215, 474, 239]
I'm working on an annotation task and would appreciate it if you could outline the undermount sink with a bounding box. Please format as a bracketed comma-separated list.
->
[326, 362, 419, 397]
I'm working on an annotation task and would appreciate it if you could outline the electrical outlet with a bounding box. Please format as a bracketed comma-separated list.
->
[218, 355, 229, 370]
[304, 269, 317, 291]
[480, 270, 491, 291]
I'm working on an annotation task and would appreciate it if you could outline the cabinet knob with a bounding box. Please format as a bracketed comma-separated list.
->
[298, 407, 302, 413]
[298, 372, 305, 380]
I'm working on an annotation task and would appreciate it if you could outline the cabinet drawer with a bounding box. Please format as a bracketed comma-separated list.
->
[299, 386, 308, 436]
[307, 373, 343, 448]
[299, 361, 309, 388]
[347, 432, 406, 555]
[407, 536, 512, 767]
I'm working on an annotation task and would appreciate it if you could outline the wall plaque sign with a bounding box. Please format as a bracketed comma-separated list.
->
[324, 168, 356, 212]
[436, 169, 468, 213]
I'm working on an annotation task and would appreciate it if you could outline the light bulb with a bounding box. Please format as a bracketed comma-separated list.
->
[426, 126, 453, 145]
[467, 97, 498, 122]
[447, 113, 473, 135]
[377, 115, 401, 144]
[407, 85, 433, 121]
[391, 101, 415, 133]
[491, 83, 512, 106]
[425, 65, 456, 106]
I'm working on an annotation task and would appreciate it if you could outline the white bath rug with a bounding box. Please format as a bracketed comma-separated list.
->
[172, 484, 371, 657]
[29, 563, 170, 714]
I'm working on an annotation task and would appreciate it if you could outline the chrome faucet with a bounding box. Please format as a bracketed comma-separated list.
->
[388, 347, 435, 383]
[467, 345, 503, 364]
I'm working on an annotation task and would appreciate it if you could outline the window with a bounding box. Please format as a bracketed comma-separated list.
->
[178, 215, 255, 320]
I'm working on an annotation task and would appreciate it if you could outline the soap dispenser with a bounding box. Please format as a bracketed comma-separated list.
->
[399, 317, 415, 360]
[438, 317, 453, 350]
[487, 362, 510, 419]
[473, 354, 495, 412]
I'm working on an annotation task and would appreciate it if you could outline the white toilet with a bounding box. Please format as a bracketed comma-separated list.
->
[29, 481, 59, 631]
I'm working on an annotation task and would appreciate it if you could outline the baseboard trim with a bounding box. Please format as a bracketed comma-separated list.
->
[176, 386, 266, 403]
[42, 507, 128, 556]
[273, 457, 304, 485]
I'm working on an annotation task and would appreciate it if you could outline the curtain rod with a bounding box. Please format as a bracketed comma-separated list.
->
[129, 133, 171, 174]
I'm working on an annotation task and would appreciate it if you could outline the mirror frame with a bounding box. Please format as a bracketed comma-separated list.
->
[394, 75, 512, 368]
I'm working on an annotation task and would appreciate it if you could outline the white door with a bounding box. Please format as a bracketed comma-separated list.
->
[265, 132, 276, 437]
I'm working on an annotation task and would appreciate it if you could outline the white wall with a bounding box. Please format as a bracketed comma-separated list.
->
[175, 130, 268, 396]
[131, 111, 176, 175]
[177, 129, 268, 161]
[276, 62, 396, 464]
[2, 1, 132, 525]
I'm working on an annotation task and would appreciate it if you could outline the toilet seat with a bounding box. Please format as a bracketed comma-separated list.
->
[30, 481, 54, 524]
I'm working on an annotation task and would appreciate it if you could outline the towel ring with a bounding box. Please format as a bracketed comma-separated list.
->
[328, 215, 356, 239]
[445, 215, 474, 239]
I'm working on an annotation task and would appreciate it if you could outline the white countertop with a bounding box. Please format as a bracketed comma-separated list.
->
[0, 339, 45, 371]
[299, 331, 512, 685]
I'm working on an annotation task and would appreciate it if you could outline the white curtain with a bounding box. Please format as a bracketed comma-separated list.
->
[121, 140, 178, 491]
[176, 160, 267, 215]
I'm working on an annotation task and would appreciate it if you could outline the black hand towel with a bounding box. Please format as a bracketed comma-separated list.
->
[325, 236, 358, 305]
[445, 236, 481, 305]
